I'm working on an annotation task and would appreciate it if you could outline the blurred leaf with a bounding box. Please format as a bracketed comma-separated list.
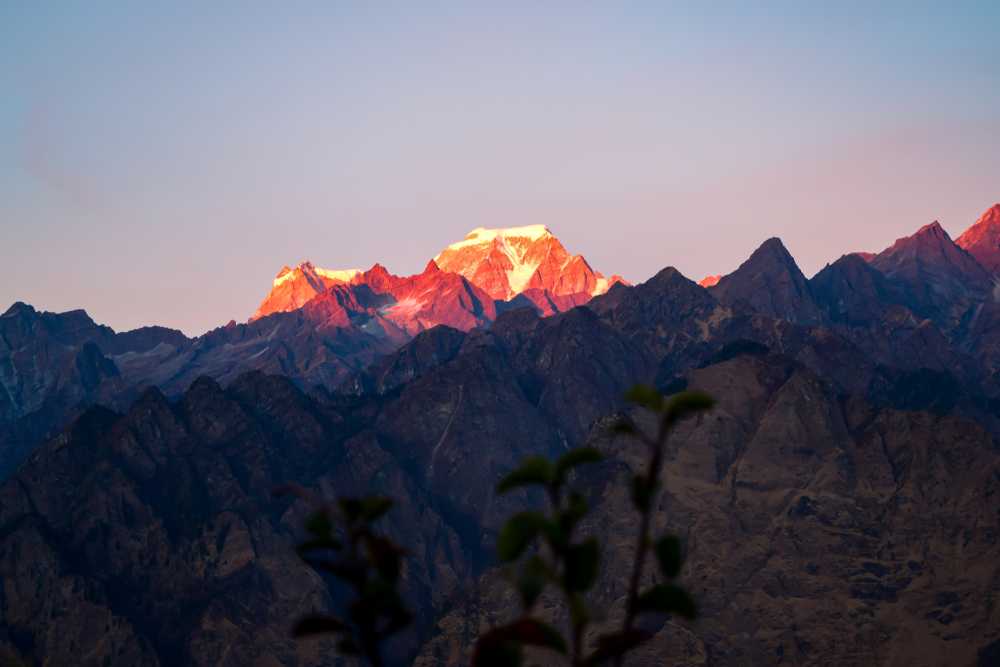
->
[624, 384, 664, 412]
[478, 619, 568, 656]
[587, 629, 654, 664]
[338, 498, 363, 522]
[635, 584, 697, 619]
[517, 555, 550, 608]
[292, 614, 347, 637]
[564, 539, 600, 592]
[554, 447, 604, 484]
[364, 534, 404, 581]
[497, 457, 555, 493]
[664, 391, 715, 427]
[654, 535, 683, 578]
[497, 512, 549, 562]
[568, 592, 590, 629]
[542, 520, 569, 553]
[359, 497, 394, 523]
[608, 416, 637, 436]
[304, 510, 333, 539]
[558, 491, 589, 534]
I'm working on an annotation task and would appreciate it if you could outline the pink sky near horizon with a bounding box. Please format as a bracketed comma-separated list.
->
[2, 3, 999, 335]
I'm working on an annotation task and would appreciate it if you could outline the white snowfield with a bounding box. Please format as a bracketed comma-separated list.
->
[314, 267, 361, 282]
[432, 225, 555, 294]
[435, 225, 552, 255]
[272, 264, 360, 287]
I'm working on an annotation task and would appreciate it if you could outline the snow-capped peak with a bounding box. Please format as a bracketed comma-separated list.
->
[435, 225, 552, 257]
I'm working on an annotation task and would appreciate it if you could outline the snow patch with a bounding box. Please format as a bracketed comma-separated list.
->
[315, 267, 361, 283]
[382, 298, 425, 316]
[272, 270, 298, 287]
[272, 265, 360, 287]
[507, 261, 540, 293]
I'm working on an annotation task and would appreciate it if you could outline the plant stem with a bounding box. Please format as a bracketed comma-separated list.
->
[616, 423, 668, 667]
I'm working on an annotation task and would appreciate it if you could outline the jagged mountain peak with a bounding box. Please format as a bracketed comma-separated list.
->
[870, 215, 994, 326]
[433, 225, 621, 301]
[255, 226, 624, 325]
[957, 203, 1000, 273]
[441, 224, 553, 251]
[2, 302, 36, 317]
[751, 236, 799, 264]
[709, 237, 823, 325]
[873, 219, 987, 277]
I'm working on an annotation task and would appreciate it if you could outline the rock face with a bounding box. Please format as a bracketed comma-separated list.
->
[956, 203, 1000, 274]
[418, 354, 1000, 667]
[0, 303, 188, 477]
[870, 221, 993, 328]
[6, 205, 1000, 666]
[253, 226, 625, 324]
[3, 298, 999, 666]
[0, 373, 475, 667]
[253, 262, 362, 319]
[709, 238, 824, 326]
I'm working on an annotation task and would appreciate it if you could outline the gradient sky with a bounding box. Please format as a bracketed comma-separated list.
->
[3, 2, 999, 335]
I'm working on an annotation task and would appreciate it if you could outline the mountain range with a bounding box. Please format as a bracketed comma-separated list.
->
[2, 205, 1000, 666]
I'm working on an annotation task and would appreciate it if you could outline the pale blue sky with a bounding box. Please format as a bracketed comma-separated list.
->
[3, 2, 999, 334]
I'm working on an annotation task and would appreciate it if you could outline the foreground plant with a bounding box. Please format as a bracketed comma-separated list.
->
[608, 385, 713, 666]
[472, 385, 714, 667]
[286, 385, 714, 666]
[279, 485, 411, 667]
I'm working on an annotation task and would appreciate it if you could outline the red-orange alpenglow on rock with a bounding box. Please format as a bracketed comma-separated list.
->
[251, 225, 627, 329]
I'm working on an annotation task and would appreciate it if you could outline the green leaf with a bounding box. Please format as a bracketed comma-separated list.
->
[654, 535, 683, 578]
[635, 584, 697, 619]
[292, 614, 347, 637]
[338, 497, 363, 522]
[304, 510, 333, 538]
[473, 618, 567, 667]
[663, 391, 715, 427]
[608, 416, 637, 436]
[516, 555, 550, 609]
[624, 384, 664, 412]
[563, 538, 600, 592]
[587, 629, 654, 664]
[558, 491, 589, 534]
[359, 497, 394, 523]
[497, 457, 555, 494]
[631, 475, 656, 512]
[554, 447, 604, 484]
[497, 512, 549, 562]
